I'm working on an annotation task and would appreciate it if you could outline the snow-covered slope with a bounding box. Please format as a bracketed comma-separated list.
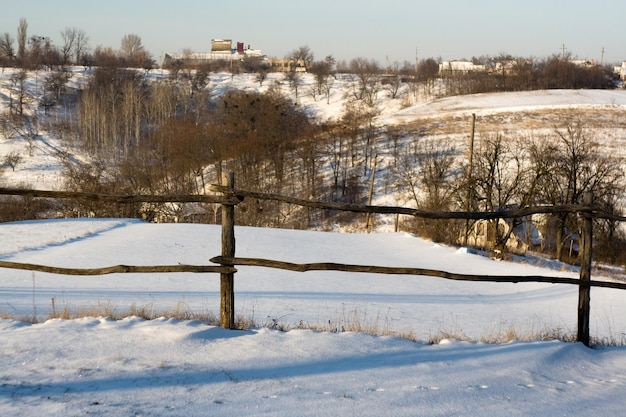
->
[390, 88, 626, 121]
[4, 218, 614, 339]
[2, 70, 626, 416]
[2, 67, 626, 191]
[1, 219, 626, 416]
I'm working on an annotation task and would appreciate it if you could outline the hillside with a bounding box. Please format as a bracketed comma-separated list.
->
[2, 218, 626, 416]
[2, 67, 626, 193]
[2, 70, 626, 416]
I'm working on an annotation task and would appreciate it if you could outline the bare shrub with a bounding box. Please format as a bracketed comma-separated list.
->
[3, 150, 23, 171]
[0, 191, 54, 222]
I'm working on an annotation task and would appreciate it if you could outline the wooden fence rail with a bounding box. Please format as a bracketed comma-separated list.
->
[0, 260, 235, 275]
[209, 256, 626, 290]
[209, 185, 626, 222]
[0, 187, 242, 205]
[1, 184, 624, 347]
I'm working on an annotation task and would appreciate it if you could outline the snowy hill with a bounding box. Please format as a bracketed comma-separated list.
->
[2, 70, 626, 416]
[2, 67, 626, 190]
[2, 218, 626, 416]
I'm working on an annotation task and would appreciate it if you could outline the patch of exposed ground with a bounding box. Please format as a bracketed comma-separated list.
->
[398, 108, 626, 138]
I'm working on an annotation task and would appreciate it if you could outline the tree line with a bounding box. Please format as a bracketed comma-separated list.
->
[0, 18, 153, 69]
[1, 17, 620, 92]
[390, 119, 624, 265]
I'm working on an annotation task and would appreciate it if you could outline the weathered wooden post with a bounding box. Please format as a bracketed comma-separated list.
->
[577, 191, 593, 346]
[463, 113, 476, 246]
[220, 172, 236, 329]
[365, 155, 377, 232]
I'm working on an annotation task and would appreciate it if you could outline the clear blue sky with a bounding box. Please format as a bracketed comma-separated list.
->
[2, 0, 625, 66]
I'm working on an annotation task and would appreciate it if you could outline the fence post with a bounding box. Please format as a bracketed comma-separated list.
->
[365, 155, 377, 232]
[577, 191, 593, 346]
[463, 113, 476, 246]
[220, 172, 236, 329]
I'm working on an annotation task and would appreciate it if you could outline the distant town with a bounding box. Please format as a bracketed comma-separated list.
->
[161, 38, 626, 81]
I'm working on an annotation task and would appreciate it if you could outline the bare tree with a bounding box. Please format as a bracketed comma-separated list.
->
[348, 57, 380, 104]
[17, 18, 27, 67]
[470, 133, 529, 257]
[0, 33, 15, 66]
[212, 89, 312, 225]
[309, 55, 336, 101]
[60, 27, 88, 65]
[9, 69, 29, 116]
[309, 59, 331, 99]
[285, 70, 302, 99]
[417, 58, 440, 98]
[533, 119, 624, 261]
[43, 68, 73, 104]
[60, 27, 77, 64]
[93, 46, 119, 67]
[394, 138, 461, 241]
[255, 68, 269, 86]
[74, 29, 89, 65]
[383, 75, 402, 99]
[322, 73, 335, 104]
[28, 36, 61, 70]
[120, 34, 143, 58]
[382, 61, 402, 99]
[120, 33, 151, 68]
[286, 45, 314, 72]
[3, 150, 23, 172]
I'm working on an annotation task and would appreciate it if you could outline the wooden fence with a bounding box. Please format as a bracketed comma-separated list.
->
[1, 181, 625, 347]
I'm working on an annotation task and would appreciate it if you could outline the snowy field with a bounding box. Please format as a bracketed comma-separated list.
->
[2, 219, 626, 416]
[2, 69, 626, 415]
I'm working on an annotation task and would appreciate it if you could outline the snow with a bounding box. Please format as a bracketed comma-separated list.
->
[2, 219, 626, 416]
[2, 69, 626, 415]
[392, 88, 626, 121]
[3, 317, 626, 417]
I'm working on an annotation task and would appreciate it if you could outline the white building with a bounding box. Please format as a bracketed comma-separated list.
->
[162, 39, 265, 67]
[439, 61, 486, 75]
[614, 62, 626, 81]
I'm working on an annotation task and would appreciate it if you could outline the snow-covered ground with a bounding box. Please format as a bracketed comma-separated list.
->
[2, 219, 626, 416]
[390, 88, 626, 123]
[3, 317, 626, 417]
[2, 69, 626, 415]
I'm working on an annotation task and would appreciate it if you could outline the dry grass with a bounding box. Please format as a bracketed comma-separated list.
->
[427, 325, 578, 345]
[401, 107, 626, 137]
[46, 298, 221, 324]
[2, 299, 623, 346]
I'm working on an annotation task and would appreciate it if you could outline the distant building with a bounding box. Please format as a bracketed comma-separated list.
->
[267, 58, 307, 73]
[439, 61, 486, 75]
[614, 62, 626, 81]
[493, 60, 532, 75]
[211, 39, 233, 55]
[162, 38, 265, 67]
[569, 59, 595, 68]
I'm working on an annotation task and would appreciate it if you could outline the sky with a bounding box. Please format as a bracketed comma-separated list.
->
[1, 0, 625, 66]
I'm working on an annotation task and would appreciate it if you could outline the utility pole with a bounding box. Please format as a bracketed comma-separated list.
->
[463, 113, 476, 246]
[415, 47, 418, 74]
[561, 44, 566, 60]
[601, 47, 605, 66]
